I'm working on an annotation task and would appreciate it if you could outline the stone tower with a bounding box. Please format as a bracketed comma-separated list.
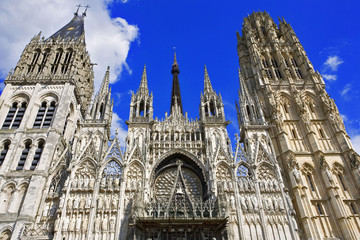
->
[0, 9, 120, 240]
[236, 11, 360, 240]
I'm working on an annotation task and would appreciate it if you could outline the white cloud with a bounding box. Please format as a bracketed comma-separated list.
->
[324, 56, 344, 71]
[322, 74, 337, 81]
[0, 0, 139, 90]
[340, 83, 351, 97]
[111, 112, 128, 147]
[340, 113, 348, 122]
[351, 135, 360, 154]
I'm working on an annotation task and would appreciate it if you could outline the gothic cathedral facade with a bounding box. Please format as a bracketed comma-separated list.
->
[0, 10, 359, 240]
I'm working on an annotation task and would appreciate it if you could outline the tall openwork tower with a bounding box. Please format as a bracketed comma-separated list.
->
[0, 9, 120, 240]
[236, 11, 360, 239]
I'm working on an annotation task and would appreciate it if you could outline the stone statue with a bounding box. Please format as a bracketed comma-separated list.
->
[73, 196, 79, 209]
[81, 215, 88, 232]
[84, 178, 89, 188]
[89, 178, 95, 188]
[80, 196, 86, 209]
[86, 196, 92, 208]
[230, 195, 236, 210]
[110, 217, 116, 232]
[76, 215, 81, 231]
[102, 214, 108, 231]
[69, 215, 76, 231]
[97, 196, 103, 209]
[94, 214, 101, 233]
[59, 195, 65, 208]
[112, 196, 118, 209]
[251, 196, 258, 210]
[293, 166, 301, 183]
[278, 198, 285, 211]
[62, 216, 70, 231]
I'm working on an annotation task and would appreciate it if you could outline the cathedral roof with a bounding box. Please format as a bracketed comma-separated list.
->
[49, 13, 85, 42]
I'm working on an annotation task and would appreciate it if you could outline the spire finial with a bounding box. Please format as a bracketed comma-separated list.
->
[83, 4, 90, 16]
[173, 47, 177, 66]
[75, 4, 82, 16]
[138, 65, 148, 93]
[204, 65, 213, 93]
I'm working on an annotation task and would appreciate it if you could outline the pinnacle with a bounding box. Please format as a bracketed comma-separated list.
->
[204, 65, 213, 93]
[139, 65, 148, 92]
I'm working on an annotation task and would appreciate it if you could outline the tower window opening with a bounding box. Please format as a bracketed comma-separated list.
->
[275, 69, 282, 79]
[17, 141, 31, 170]
[265, 69, 273, 79]
[291, 128, 298, 139]
[0, 140, 10, 166]
[284, 59, 290, 68]
[51, 50, 63, 74]
[291, 58, 298, 67]
[2, 102, 27, 129]
[271, 59, 279, 68]
[350, 203, 358, 214]
[28, 50, 40, 74]
[309, 103, 315, 113]
[139, 101, 145, 116]
[338, 174, 347, 191]
[63, 114, 69, 135]
[209, 101, 215, 116]
[317, 203, 324, 215]
[33, 101, 57, 128]
[295, 68, 303, 79]
[283, 104, 289, 114]
[99, 104, 104, 119]
[61, 50, 73, 74]
[38, 49, 49, 74]
[246, 105, 251, 120]
[262, 59, 269, 68]
[307, 174, 315, 191]
[30, 141, 44, 170]
[318, 128, 325, 139]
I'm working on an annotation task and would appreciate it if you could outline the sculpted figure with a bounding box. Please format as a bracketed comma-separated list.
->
[102, 214, 108, 231]
[73, 196, 79, 209]
[84, 178, 89, 188]
[273, 198, 279, 211]
[67, 197, 73, 209]
[110, 217, 116, 232]
[78, 177, 84, 189]
[72, 179, 77, 188]
[292, 166, 301, 183]
[101, 178, 106, 188]
[230, 195, 236, 210]
[81, 215, 88, 232]
[114, 178, 120, 189]
[246, 197, 253, 211]
[325, 167, 334, 184]
[69, 215, 76, 231]
[86, 196, 92, 208]
[62, 216, 70, 231]
[105, 196, 111, 209]
[94, 214, 101, 233]
[80, 196, 86, 209]
[278, 198, 285, 211]
[59, 195, 65, 208]
[112, 196, 118, 209]
[89, 178, 95, 188]
[76, 215, 81, 231]
[97, 196, 103, 209]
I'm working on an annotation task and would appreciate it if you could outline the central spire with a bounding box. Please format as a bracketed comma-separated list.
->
[170, 50, 183, 115]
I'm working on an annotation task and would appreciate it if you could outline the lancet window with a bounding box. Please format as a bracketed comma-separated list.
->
[262, 58, 273, 79]
[51, 49, 63, 74]
[291, 57, 303, 79]
[61, 49, 73, 74]
[2, 101, 27, 129]
[0, 140, 10, 166]
[30, 140, 44, 170]
[33, 101, 57, 128]
[17, 140, 31, 170]
[28, 49, 41, 74]
[271, 58, 283, 79]
[38, 49, 50, 74]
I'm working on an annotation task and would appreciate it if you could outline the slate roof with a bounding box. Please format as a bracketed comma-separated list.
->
[49, 14, 85, 41]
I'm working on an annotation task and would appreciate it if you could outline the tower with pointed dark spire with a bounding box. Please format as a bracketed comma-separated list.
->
[170, 52, 183, 115]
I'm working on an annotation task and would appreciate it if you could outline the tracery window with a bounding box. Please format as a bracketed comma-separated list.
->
[30, 140, 44, 170]
[316, 203, 324, 215]
[271, 58, 282, 79]
[17, 140, 31, 170]
[2, 102, 27, 129]
[33, 101, 56, 128]
[307, 174, 315, 191]
[237, 164, 250, 178]
[103, 161, 122, 179]
[262, 58, 273, 79]
[0, 140, 10, 166]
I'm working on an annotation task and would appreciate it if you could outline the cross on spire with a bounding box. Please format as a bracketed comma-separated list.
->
[83, 4, 90, 16]
[75, 4, 82, 16]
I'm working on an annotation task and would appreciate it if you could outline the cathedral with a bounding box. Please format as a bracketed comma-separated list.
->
[0, 9, 359, 240]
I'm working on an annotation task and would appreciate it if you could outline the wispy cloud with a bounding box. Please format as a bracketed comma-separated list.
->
[0, 0, 139, 90]
[340, 83, 351, 99]
[321, 55, 343, 82]
[324, 56, 344, 71]
[322, 74, 337, 81]
[351, 134, 360, 154]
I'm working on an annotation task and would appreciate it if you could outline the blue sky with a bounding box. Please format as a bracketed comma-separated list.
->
[1, 0, 359, 151]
